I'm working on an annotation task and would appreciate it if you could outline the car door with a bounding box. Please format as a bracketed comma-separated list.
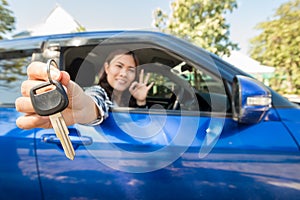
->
[35, 42, 300, 199]
[0, 55, 42, 199]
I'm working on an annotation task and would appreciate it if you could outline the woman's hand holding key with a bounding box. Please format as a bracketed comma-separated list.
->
[15, 61, 100, 129]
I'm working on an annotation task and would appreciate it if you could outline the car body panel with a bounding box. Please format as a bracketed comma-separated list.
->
[275, 108, 300, 145]
[0, 108, 41, 199]
[34, 110, 300, 199]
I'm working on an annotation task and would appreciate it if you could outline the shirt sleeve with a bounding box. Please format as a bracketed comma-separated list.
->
[83, 85, 113, 125]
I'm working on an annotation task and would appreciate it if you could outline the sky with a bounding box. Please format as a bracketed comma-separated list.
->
[6, 0, 289, 55]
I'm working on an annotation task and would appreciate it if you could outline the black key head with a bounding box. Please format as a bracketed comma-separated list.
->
[30, 80, 69, 116]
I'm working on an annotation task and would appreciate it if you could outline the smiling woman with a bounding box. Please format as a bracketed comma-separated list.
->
[82, 49, 154, 125]
[97, 49, 153, 107]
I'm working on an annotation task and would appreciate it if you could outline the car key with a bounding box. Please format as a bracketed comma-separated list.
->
[30, 59, 75, 160]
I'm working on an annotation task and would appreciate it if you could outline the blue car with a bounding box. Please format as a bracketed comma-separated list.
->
[0, 30, 300, 199]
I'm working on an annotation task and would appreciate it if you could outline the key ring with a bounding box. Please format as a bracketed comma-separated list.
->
[46, 59, 59, 84]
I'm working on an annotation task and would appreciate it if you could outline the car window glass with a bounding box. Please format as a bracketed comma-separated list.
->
[0, 57, 31, 105]
[146, 61, 229, 112]
[64, 45, 230, 113]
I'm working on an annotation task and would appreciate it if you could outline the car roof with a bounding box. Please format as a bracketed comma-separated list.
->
[0, 30, 179, 52]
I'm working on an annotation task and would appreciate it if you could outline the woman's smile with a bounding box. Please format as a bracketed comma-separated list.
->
[105, 54, 137, 92]
[116, 78, 127, 85]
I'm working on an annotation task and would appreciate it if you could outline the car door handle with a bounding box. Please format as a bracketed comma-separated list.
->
[42, 134, 93, 146]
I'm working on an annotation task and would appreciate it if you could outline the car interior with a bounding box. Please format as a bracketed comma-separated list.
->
[61, 43, 230, 113]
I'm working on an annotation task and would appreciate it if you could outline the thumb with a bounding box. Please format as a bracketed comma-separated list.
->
[59, 71, 71, 86]
[59, 71, 84, 103]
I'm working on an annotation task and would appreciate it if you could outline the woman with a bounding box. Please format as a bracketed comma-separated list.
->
[15, 49, 153, 129]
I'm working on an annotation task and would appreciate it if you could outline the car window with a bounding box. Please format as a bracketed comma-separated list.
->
[145, 61, 229, 112]
[63, 45, 230, 113]
[0, 56, 31, 106]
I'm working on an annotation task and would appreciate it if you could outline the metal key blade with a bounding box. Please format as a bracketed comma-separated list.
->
[49, 112, 75, 160]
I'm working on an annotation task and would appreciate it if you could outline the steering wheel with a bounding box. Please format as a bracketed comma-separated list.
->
[140, 63, 199, 111]
[167, 86, 184, 110]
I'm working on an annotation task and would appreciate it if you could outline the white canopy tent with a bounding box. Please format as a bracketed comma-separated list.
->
[223, 51, 275, 75]
[223, 51, 275, 85]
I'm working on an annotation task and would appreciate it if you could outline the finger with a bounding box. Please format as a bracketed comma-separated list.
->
[139, 69, 144, 83]
[129, 81, 138, 93]
[147, 82, 155, 90]
[60, 71, 71, 86]
[16, 114, 51, 129]
[21, 79, 50, 97]
[57, 71, 71, 95]
[15, 97, 34, 113]
[27, 61, 61, 81]
[65, 80, 85, 104]
[144, 73, 151, 84]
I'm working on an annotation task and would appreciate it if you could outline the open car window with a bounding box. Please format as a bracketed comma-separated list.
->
[63, 44, 230, 113]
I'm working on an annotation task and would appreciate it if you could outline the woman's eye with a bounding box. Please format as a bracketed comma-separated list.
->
[128, 68, 136, 73]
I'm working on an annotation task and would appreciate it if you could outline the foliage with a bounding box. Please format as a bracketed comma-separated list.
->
[250, 0, 300, 94]
[0, 0, 15, 39]
[153, 0, 239, 56]
[0, 57, 29, 88]
[76, 25, 86, 32]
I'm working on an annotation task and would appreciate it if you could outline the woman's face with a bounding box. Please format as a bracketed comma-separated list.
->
[105, 54, 137, 92]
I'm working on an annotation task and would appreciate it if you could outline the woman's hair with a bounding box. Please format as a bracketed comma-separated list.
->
[98, 49, 139, 107]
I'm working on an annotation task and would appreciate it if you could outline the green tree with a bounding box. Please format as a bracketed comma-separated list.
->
[250, 0, 300, 94]
[0, 0, 15, 39]
[76, 25, 86, 32]
[153, 0, 239, 56]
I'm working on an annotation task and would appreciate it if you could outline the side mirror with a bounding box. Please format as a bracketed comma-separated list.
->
[232, 75, 272, 124]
